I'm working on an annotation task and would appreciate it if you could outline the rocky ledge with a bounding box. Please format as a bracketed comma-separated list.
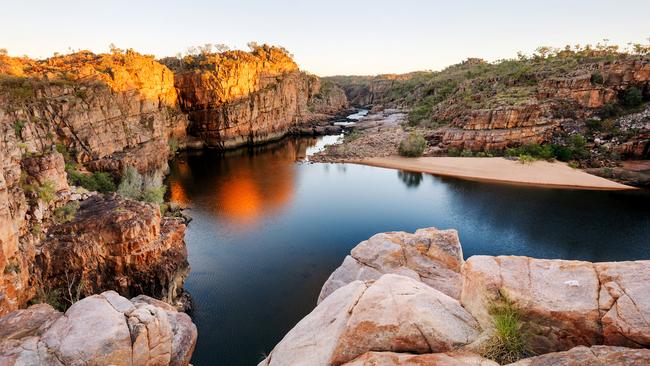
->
[35, 194, 190, 309]
[260, 228, 650, 366]
[0, 291, 196, 366]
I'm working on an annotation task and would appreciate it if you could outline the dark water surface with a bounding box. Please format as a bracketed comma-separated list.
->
[166, 136, 650, 366]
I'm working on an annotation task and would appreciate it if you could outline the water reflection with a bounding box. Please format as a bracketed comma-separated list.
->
[168, 137, 337, 228]
[398, 170, 423, 188]
[166, 135, 650, 366]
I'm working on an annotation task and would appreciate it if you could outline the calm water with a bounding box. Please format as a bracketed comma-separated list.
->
[166, 136, 650, 366]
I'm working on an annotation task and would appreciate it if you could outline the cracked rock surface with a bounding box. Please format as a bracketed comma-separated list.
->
[319, 228, 464, 303]
[0, 291, 196, 366]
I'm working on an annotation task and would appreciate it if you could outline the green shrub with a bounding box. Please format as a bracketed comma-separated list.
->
[447, 147, 461, 157]
[460, 149, 474, 157]
[117, 166, 143, 199]
[585, 118, 602, 132]
[550, 144, 572, 162]
[168, 138, 179, 155]
[518, 154, 536, 164]
[54, 201, 80, 223]
[398, 132, 427, 157]
[3, 260, 21, 274]
[12, 120, 26, 138]
[480, 295, 531, 364]
[590, 72, 604, 85]
[568, 134, 588, 159]
[37, 181, 57, 203]
[68, 171, 116, 193]
[623, 86, 643, 107]
[118, 166, 166, 204]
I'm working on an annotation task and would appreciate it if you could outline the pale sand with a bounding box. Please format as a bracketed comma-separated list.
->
[353, 156, 635, 190]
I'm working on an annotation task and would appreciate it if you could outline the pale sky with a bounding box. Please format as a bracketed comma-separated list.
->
[1, 0, 649, 76]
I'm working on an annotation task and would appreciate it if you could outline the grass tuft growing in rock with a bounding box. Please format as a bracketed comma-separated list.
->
[398, 132, 427, 157]
[481, 294, 532, 364]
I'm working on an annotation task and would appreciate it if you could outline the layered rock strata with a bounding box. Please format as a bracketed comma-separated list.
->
[174, 46, 348, 148]
[0, 291, 197, 366]
[35, 194, 189, 306]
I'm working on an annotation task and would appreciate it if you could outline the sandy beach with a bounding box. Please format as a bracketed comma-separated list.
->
[353, 156, 635, 190]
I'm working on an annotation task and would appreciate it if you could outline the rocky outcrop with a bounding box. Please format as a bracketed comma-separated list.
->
[263, 227, 650, 366]
[506, 345, 650, 366]
[0, 291, 197, 365]
[0, 50, 189, 178]
[460, 256, 650, 354]
[174, 45, 348, 148]
[342, 351, 499, 366]
[318, 228, 464, 303]
[259, 274, 480, 366]
[35, 194, 189, 307]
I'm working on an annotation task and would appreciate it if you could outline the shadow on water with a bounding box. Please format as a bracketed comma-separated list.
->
[166, 135, 650, 365]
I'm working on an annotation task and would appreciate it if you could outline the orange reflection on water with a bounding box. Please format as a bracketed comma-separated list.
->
[168, 137, 322, 230]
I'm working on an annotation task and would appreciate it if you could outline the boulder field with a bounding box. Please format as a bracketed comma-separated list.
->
[260, 227, 650, 366]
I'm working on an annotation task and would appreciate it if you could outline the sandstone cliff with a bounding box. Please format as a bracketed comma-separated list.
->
[327, 52, 650, 157]
[173, 45, 348, 148]
[0, 50, 190, 315]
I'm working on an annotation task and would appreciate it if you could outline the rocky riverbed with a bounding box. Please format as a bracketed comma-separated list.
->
[259, 227, 650, 365]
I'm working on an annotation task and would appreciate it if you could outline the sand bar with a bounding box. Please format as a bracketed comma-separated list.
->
[353, 156, 635, 190]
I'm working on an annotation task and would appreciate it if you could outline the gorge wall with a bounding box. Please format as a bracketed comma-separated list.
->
[0, 46, 349, 316]
[328, 56, 650, 156]
[173, 45, 348, 148]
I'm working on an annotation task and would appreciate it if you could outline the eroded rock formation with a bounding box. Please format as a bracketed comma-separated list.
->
[174, 45, 348, 148]
[35, 194, 189, 306]
[260, 227, 650, 366]
[318, 227, 464, 302]
[0, 291, 197, 366]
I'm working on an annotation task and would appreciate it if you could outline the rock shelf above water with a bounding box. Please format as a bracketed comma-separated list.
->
[260, 227, 650, 366]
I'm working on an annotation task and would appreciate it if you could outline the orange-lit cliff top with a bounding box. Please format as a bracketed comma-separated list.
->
[0, 50, 178, 104]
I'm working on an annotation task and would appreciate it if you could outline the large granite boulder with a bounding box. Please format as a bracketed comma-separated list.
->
[596, 260, 650, 347]
[319, 228, 464, 303]
[342, 351, 498, 366]
[460, 256, 602, 354]
[506, 345, 650, 366]
[260, 274, 480, 366]
[0, 291, 197, 366]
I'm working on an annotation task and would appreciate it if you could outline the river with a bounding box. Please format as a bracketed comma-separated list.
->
[166, 134, 650, 365]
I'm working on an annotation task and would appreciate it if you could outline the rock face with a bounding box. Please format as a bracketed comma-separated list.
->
[329, 58, 650, 153]
[265, 228, 650, 366]
[461, 256, 650, 354]
[507, 345, 650, 366]
[0, 291, 197, 366]
[174, 45, 348, 148]
[319, 227, 464, 303]
[259, 274, 480, 366]
[461, 256, 602, 354]
[35, 194, 189, 306]
[0, 50, 189, 178]
[596, 261, 650, 347]
[342, 351, 499, 366]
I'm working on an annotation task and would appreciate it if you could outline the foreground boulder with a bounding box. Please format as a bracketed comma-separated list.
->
[260, 274, 479, 366]
[507, 345, 650, 366]
[342, 351, 498, 366]
[461, 256, 650, 354]
[319, 228, 464, 303]
[461, 256, 602, 354]
[0, 291, 197, 366]
[596, 260, 650, 347]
